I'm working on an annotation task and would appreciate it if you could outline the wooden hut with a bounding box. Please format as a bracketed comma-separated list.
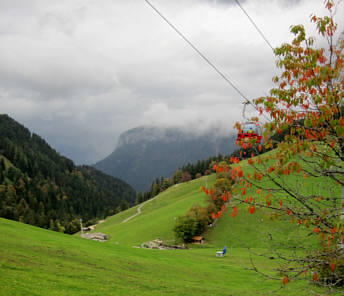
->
[192, 236, 204, 244]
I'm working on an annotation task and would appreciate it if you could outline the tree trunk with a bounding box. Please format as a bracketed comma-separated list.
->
[341, 185, 344, 249]
[342, 185, 344, 221]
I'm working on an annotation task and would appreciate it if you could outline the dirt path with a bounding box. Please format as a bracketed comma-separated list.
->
[121, 195, 158, 223]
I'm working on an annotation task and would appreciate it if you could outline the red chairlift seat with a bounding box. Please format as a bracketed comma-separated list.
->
[236, 121, 262, 144]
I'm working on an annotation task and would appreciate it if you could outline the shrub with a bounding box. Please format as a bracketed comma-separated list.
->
[173, 215, 198, 243]
[316, 249, 344, 287]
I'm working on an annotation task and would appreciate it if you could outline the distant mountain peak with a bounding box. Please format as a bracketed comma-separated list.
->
[95, 125, 236, 191]
[116, 125, 234, 148]
[117, 126, 190, 148]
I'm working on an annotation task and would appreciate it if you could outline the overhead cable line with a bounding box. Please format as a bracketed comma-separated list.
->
[235, 0, 275, 53]
[143, 0, 253, 106]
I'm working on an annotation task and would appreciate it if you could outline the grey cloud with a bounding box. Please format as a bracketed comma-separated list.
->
[0, 0, 332, 164]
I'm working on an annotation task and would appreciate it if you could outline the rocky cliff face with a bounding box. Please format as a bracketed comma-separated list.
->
[94, 126, 236, 192]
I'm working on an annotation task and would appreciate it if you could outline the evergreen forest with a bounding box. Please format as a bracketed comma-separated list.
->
[0, 114, 136, 234]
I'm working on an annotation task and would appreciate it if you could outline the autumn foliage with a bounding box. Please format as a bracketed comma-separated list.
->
[174, 162, 234, 242]
[221, 0, 344, 290]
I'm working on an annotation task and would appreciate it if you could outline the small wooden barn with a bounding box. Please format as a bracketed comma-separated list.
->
[192, 236, 204, 244]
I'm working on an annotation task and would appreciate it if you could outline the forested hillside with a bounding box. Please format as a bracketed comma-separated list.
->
[0, 114, 136, 233]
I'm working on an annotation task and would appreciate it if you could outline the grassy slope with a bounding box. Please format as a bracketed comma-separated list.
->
[0, 218, 329, 296]
[1, 159, 342, 295]
[93, 176, 215, 246]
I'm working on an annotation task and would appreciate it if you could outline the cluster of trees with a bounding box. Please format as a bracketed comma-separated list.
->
[136, 177, 172, 204]
[176, 155, 225, 179]
[0, 115, 136, 233]
[176, 148, 271, 185]
[136, 152, 260, 208]
[136, 155, 228, 205]
[173, 162, 234, 242]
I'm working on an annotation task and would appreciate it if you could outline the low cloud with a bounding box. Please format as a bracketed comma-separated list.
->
[0, 0, 340, 163]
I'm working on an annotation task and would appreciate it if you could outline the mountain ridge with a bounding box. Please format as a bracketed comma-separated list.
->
[94, 125, 236, 191]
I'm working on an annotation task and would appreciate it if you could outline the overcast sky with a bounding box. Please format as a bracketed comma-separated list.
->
[0, 0, 343, 164]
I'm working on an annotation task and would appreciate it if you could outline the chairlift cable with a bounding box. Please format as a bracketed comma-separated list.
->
[144, 0, 271, 122]
[143, 0, 253, 107]
[235, 0, 275, 53]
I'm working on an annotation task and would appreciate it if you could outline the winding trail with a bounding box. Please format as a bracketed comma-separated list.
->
[121, 195, 159, 223]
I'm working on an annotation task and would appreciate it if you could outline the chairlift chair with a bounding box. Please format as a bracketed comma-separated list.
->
[216, 246, 227, 257]
[236, 121, 262, 144]
[236, 102, 262, 145]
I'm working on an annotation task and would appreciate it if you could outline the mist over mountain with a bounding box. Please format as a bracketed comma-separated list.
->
[94, 126, 236, 191]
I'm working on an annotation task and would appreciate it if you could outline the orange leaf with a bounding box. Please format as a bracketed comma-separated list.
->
[312, 227, 320, 234]
[282, 276, 289, 286]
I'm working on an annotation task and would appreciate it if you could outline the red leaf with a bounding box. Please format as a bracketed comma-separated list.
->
[282, 276, 289, 286]
[312, 227, 320, 234]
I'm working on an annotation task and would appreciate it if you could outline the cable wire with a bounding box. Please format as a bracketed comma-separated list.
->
[235, 0, 275, 52]
[144, 0, 253, 106]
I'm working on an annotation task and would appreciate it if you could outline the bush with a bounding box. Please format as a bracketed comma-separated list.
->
[174, 204, 216, 243]
[195, 173, 202, 179]
[316, 249, 344, 287]
[173, 216, 199, 243]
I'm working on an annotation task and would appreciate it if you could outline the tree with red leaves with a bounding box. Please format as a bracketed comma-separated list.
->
[225, 0, 344, 290]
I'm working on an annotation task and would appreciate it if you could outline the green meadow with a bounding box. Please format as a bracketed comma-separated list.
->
[0, 217, 330, 296]
[92, 176, 214, 246]
[1, 168, 343, 295]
